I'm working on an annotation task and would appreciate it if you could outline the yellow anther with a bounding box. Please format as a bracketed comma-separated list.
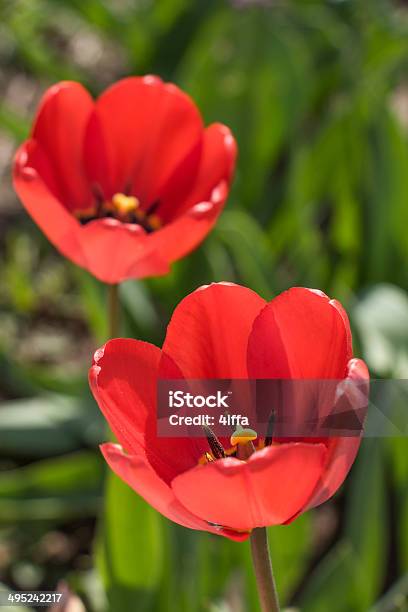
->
[230, 428, 258, 447]
[112, 193, 140, 216]
[147, 213, 162, 230]
[198, 451, 215, 465]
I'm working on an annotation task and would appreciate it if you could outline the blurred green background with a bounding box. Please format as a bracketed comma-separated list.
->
[1, 0, 408, 610]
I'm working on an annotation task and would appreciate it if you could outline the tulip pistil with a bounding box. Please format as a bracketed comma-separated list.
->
[111, 193, 140, 218]
[230, 428, 257, 446]
[231, 428, 257, 460]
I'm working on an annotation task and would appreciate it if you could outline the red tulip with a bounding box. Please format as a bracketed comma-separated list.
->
[89, 283, 369, 541]
[13, 77, 236, 283]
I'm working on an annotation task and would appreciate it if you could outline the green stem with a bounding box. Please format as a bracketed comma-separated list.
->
[250, 527, 280, 612]
[107, 283, 120, 338]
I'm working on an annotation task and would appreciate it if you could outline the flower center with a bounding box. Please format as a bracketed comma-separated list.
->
[199, 426, 262, 465]
[111, 193, 140, 219]
[75, 190, 162, 232]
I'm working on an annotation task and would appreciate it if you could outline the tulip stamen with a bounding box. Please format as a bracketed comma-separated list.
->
[145, 200, 160, 215]
[264, 410, 275, 447]
[144, 200, 162, 231]
[89, 183, 105, 219]
[203, 425, 225, 459]
[76, 206, 99, 224]
[147, 213, 162, 230]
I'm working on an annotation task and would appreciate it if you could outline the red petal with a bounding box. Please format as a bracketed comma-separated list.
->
[146, 124, 236, 264]
[248, 287, 352, 379]
[162, 282, 266, 378]
[180, 123, 236, 213]
[101, 443, 248, 541]
[13, 146, 169, 283]
[84, 76, 203, 204]
[300, 358, 369, 513]
[330, 298, 353, 360]
[172, 443, 326, 530]
[147, 181, 227, 265]
[89, 339, 161, 453]
[77, 218, 169, 283]
[90, 339, 208, 486]
[13, 141, 85, 267]
[158, 123, 237, 222]
[31, 81, 94, 211]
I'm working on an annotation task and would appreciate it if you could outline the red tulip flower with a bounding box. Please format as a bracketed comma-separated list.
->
[89, 283, 369, 541]
[13, 77, 236, 283]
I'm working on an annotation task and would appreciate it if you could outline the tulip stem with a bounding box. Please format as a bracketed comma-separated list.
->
[250, 527, 280, 612]
[108, 283, 120, 338]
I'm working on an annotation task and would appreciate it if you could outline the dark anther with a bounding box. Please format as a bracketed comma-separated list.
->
[131, 214, 158, 234]
[79, 215, 96, 226]
[142, 220, 156, 233]
[145, 200, 160, 215]
[203, 425, 225, 459]
[264, 409, 275, 447]
[91, 184, 105, 217]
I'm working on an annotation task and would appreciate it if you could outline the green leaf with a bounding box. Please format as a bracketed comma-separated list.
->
[0, 348, 38, 398]
[299, 541, 356, 612]
[0, 104, 29, 141]
[0, 493, 101, 523]
[215, 210, 275, 298]
[387, 437, 408, 572]
[96, 472, 164, 612]
[0, 451, 103, 498]
[0, 394, 104, 457]
[369, 573, 408, 612]
[344, 439, 388, 609]
[120, 280, 160, 335]
[72, 267, 108, 344]
[267, 514, 312, 603]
